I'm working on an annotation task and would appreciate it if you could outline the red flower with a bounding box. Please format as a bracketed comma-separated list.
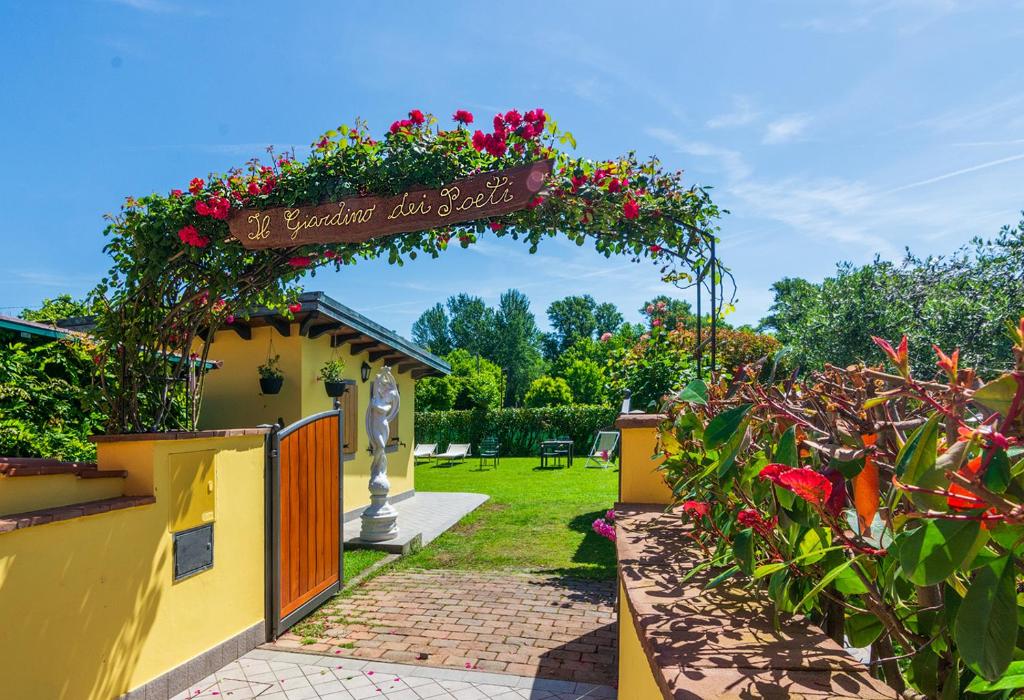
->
[682, 500, 710, 517]
[527, 196, 544, 209]
[758, 463, 787, 485]
[453, 109, 474, 124]
[823, 469, 847, 517]
[225, 314, 235, 325]
[408, 109, 425, 125]
[778, 468, 833, 505]
[948, 457, 987, 510]
[288, 302, 302, 313]
[737, 508, 765, 528]
[623, 199, 640, 220]
[177, 225, 210, 249]
[570, 174, 587, 193]
[492, 114, 507, 134]
[324, 249, 337, 259]
[472, 130, 488, 151]
[194, 200, 211, 217]
[608, 178, 623, 193]
[317, 136, 329, 149]
[651, 318, 662, 327]
[488, 221, 503, 232]
[170, 189, 183, 198]
[247, 181, 260, 196]
[519, 123, 537, 140]
[504, 109, 522, 128]
[485, 135, 507, 158]
[288, 256, 312, 268]
[649, 244, 662, 254]
[189, 177, 205, 194]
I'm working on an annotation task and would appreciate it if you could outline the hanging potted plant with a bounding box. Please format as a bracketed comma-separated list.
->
[318, 358, 351, 397]
[258, 354, 284, 395]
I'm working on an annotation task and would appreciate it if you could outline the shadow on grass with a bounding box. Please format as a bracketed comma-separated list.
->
[535, 509, 618, 585]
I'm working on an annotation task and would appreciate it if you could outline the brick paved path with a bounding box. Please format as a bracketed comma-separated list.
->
[268, 569, 618, 686]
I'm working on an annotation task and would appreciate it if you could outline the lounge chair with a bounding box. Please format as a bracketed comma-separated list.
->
[413, 443, 437, 463]
[434, 443, 471, 466]
[584, 431, 620, 469]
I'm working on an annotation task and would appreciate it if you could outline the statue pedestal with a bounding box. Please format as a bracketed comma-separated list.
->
[360, 494, 398, 542]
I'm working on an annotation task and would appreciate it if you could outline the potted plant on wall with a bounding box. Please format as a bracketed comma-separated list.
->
[258, 355, 284, 395]
[318, 358, 351, 397]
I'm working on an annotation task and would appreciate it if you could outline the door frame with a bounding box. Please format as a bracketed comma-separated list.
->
[264, 408, 345, 640]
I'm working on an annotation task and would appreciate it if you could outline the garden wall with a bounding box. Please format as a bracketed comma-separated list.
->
[0, 431, 267, 700]
[416, 405, 618, 455]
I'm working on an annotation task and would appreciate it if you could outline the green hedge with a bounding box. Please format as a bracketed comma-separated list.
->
[415, 405, 619, 456]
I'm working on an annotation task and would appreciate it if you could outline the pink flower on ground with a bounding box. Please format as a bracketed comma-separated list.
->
[606, 509, 616, 521]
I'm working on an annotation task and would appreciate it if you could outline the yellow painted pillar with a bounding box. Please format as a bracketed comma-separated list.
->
[615, 414, 672, 505]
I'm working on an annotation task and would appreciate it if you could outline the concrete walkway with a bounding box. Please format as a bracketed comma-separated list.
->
[344, 492, 489, 553]
[172, 648, 616, 700]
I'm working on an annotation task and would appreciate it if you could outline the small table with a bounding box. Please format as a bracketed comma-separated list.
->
[540, 439, 574, 468]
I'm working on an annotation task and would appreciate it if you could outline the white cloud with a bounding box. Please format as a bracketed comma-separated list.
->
[706, 96, 760, 129]
[645, 128, 752, 181]
[881, 152, 1024, 194]
[762, 115, 811, 144]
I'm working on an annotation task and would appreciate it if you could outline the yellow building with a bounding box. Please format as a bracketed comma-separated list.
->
[199, 291, 448, 515]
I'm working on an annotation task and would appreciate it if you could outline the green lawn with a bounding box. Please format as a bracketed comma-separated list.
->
[343, 548, 388, 581]
[394, 455, 620, 579]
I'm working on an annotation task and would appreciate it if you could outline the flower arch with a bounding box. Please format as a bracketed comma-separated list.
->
[93, 108, 730, 433]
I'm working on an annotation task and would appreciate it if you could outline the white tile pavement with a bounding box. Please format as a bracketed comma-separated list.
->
[343, 492, 489, 549]
[171, 648, 615, 700]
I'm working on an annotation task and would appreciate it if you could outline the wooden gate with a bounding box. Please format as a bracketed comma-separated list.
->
[265, 409, 344, 638]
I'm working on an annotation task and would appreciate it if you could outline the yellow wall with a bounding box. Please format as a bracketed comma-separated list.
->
[200, 325, 416, 514]
[618, 423, 672, 504]
[617, 580, 665, 700]
[0, 473, 123, 516]
[0, 434, 265, 700]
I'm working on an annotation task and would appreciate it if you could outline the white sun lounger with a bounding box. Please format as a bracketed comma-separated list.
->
[434, 443, 471, 465]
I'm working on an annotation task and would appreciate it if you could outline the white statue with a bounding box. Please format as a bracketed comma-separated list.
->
[359, 366, 400, 541]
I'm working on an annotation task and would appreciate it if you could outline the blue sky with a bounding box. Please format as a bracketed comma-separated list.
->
[2, 1, 1023, 335]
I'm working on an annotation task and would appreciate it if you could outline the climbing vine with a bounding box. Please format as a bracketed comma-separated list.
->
[92, 107, 726, 433]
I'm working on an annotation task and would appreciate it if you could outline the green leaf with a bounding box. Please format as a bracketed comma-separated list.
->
[775, 426, 798, 467]
[973, 374, 1019, 417]
[675, 379, 708, 405]
[983, 449, 1011, 493]
[845, 612, 883, 647]
[704, 404, 752, 450]
[833, 563, 870, 595]
[965, 659, 1024, 692]
[754, 562, 787, 579]
[896, 518, 982, 586]
[833, 456, 864, 479]
[797, 527, 831, 565]
[794, 555, 861, 611]
[704, 565, 740, 589]
[955, 556, 1017, 681]
[733, 528, 754, 575]
[897, 413, 940, 479]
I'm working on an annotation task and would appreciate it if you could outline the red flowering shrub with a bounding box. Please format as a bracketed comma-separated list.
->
[658, 326, 1024, 694]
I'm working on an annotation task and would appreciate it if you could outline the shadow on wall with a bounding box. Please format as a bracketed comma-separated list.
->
[0, 506, 166, 699]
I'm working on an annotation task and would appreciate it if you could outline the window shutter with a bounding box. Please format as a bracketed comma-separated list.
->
[341, 383, 358, 455]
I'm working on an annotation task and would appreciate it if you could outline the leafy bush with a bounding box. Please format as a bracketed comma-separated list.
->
[523, 376, 573, 407]
[0, 335, 105, 461]
[658, 321, 1024, 695]
[416, 405, 618, 455]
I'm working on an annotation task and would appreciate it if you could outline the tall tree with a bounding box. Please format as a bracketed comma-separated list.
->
[411, 303, 454, 356]
[544, 295, 598, 358]
[447, 294, 496, 357]
[593, 302, 624, 336]
[492, 289, 544, 406]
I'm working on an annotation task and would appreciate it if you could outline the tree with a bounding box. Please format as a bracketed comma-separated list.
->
[413, 375, 456, 411]
[447, 294, 496, 358]
[593, 302, 623, 336]
[759, 216, 1024, 375]
[411, 303, 453, 356]
[491, 289, 544, 406]
[523, 376, 573, 408]
[20, 294, 99, 325]
[445, 349, 504, 410]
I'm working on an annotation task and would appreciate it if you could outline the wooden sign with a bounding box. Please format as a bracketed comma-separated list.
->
[228, 159, 553, 250]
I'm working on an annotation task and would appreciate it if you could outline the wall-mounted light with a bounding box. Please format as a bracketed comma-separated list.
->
[361, 361, 372, 383]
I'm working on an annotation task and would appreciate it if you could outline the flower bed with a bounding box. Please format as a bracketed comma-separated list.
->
[655, 322, 1024, 696]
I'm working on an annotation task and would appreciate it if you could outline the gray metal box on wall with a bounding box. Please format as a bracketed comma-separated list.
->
[173, 523, 214, 580]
